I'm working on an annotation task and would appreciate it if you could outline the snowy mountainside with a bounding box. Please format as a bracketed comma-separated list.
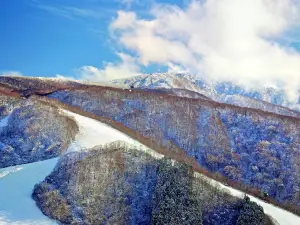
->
[48, 85, 300, 215]
[31, 108, 300, 224]
[111, 72, 300, 117]
[0, 105, 293, 224]
[111, 72, 203, 92]
[0, 76, 300, 224]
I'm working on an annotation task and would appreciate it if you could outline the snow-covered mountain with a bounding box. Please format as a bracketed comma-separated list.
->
[111, 72, 300, 117]
[1, 76, 300, 224]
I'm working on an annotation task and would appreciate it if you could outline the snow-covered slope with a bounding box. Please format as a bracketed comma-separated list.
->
[62, 110, 136, 152]
[110, 72, 204, 93]
[0, 158, 58, 225]
[61, 110, 162, 159]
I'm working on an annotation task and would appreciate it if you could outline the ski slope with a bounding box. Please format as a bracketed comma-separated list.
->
[61, 110, 162, 159]
[62, 110, 135, 151]
[0, 158, 58, 225]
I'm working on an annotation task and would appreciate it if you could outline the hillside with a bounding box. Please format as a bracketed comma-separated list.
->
[33, 142, 273, 225]
[0, 95, 78, 168]
[45, 85, 300, 214]
[0, 76, 300, 224]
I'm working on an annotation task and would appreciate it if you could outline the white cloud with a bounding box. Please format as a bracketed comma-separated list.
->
[0, 71, 23, 77]
[76, 53, 140, 81]
[110, 0, 300, 103]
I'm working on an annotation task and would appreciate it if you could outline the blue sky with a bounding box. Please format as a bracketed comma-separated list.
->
[0, 0, 186, 78]
[0, 0, 300, 97]
[0, 0, 123, 77]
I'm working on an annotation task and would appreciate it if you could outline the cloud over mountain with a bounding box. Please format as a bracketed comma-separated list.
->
[109, 0, 300, 102]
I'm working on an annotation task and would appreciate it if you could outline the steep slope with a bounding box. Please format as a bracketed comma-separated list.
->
[112, 73, 300, 117]
[47, 86, 300, 214]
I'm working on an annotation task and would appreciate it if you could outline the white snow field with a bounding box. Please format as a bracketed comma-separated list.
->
[62, 110, 135, 151]
[61, 110, 162, 158]
[0, 110, 299, 224]
[0, 158, 58, 225]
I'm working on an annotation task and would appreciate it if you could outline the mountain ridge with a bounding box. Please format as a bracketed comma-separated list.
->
[111, 72, 300, 117]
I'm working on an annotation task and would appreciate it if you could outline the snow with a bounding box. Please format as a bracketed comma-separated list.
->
[195, 173, 300, 225]
[62, 110, 134, 151]
[0, 158, 58, 225]
[62, 110, 162, 159]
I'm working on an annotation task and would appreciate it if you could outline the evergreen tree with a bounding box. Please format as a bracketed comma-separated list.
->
[151, 158, 202, 225]
[237, 195, 267, 225]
